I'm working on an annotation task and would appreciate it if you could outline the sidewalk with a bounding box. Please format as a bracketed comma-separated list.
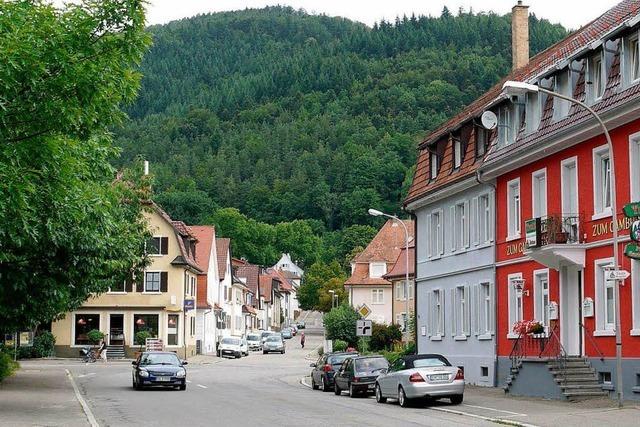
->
[0, 365, 89, 426]
[441, 385, 640, 427]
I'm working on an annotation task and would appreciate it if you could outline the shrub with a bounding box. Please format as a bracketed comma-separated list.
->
[323, 304, 359, 346]
[370, 323, 403, 351]
[0, 351, 19, 382]
[318, 347, 324, 356]
[17, 346, 33, 359]
[86, 329, 105, 344]
[333, 339, 348, 352]
[401, 341, 416, 355]
[380, 350, 402, 364]
[135, 330, 151, 349]
[32, 331, 56, 358]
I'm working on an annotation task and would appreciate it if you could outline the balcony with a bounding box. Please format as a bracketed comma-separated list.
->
[524, 214, 585, 270]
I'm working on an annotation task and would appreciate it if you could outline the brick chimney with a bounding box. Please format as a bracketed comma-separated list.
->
[511, 1, 530, 70]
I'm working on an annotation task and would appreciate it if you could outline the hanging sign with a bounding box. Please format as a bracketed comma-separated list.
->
[623, 202, 640, 218]
[631, 220, 640, 242]
[525, 218, 541, 248]
[548, 302, 558, 320]
[582, 297, 594, 318]
[625, 243, 640, 260]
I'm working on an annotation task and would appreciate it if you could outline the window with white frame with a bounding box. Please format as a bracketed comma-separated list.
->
[395, 282, 404, 300]
[453, 138, 462, 169]
[432, 289, 443, 336]
[454, 201, 470, 250]
[507, 179, 521, 239]
[595, 259, 616, 333]
[145, 272, 161, 292]
[371, 289, 384, 304]
[478, 193, 492, 244]
[479, 282, 492, 335]
[625, 34, 640, 85]
[508, 274, 524, 337]
[630, 135, 640, 202]
[430, 209, 443, 257]
[525, 91, 540, 133]
[369, 262, 386, 278]
[408, 280, 414, 300]
[553, 70, 571, 120]
[430, 151, 439, 180]
[498, 105, 512, 146]
[593, 146, 612, 217]
[455, 285, 470, 337]
[534, 270, 550, 330]
[532, 169, 547, 218]
[588, 51, 605, 102]
[632, 260, 640, 334]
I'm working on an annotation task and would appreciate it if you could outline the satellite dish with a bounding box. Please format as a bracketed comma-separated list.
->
[481, 111, 498, 130]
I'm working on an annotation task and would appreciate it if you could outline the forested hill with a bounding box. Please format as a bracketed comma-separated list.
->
[113, 6, 566, 265]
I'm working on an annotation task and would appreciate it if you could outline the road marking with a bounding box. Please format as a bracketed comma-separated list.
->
[300, 377, 312, 389]
[428, 406, 539, 427]
[186, 380, 192, 383]
[197, 384, 207, 389]
[77, 373, 96, 378]
[66, 369, 100, 427]
[462, 403, 527, 417]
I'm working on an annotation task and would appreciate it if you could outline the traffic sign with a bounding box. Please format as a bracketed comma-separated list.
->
[356, 320, 372, 337]
[625, 243, 640, 260]
[623, 202, 640, 217]
[357, 304, 371, 318]
[605, 270, 630, 281]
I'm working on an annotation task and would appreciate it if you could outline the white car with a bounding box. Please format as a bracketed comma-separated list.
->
[218, 337, 243, 358]
[247, 333, 262, 351]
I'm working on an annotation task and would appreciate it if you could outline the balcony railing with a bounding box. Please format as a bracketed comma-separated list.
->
[526, 214, 584, 248]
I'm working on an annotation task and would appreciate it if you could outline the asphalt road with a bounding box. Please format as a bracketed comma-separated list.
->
[13, 332, 494, 427]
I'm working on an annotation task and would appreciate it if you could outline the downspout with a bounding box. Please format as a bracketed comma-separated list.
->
[476, 167, 499, 387]
[410, 211, 418, 355]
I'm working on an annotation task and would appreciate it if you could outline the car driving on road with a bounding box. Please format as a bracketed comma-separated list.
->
[247, 333, 262, 351]
[375, 354, 464, 407]
[281, 327, 293, 339]
[334, 355, 388, 398]
[310, 351, 358, 392]
[218, 337, 243, 358]
[132, 351, 187, 391]
[262, 335, 286, 354]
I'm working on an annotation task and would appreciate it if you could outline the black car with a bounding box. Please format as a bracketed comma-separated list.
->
[310, 351, 358, 392]
[334, 355, 389, 397]
[132, 351, 188, 390]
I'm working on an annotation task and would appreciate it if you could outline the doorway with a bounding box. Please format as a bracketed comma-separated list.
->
[560, 266, 582, 356]
[109, 314, 124, 345]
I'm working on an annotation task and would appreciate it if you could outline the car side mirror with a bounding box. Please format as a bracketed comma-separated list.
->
[380, 368, 388, 374]
[182, 360, 188, 365]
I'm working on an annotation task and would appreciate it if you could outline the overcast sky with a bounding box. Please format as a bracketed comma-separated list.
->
[51, 1, 620, 30]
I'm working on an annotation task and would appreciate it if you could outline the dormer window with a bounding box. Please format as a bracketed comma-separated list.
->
[369, 262, 386, 278]
[430, 151, 439, 180]
[553, 69, 571, 121]
[525, 91, 540, 133]
[588, 51, 604, 102]
[453, 138, 462, 169]
[498, 102, 519, 146]
[624, 33, 640, 85]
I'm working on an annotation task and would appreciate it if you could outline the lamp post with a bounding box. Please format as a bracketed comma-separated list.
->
[368, 208, 411, 342]
[501, 81, 623, 407]
[328, 290, 338, 309]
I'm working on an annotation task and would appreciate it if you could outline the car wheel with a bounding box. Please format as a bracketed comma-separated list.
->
[134, 377, 143, 391]
[180, 384, 186, 391]
[263, 350, 267, 354]
[281, 350, 285, 354]
[322, 376, 331, 392]
[450, 394, 463, 405]
[334, 383, 341, 396]
[311, 376, 319, 390]
[398, 386, 411, 408]
[375, 384, 387, 403]
[349, 383, 357, 398]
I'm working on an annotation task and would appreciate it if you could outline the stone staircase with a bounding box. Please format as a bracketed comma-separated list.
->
[106, 345, 126, 359]
[548, 357, 608, 401]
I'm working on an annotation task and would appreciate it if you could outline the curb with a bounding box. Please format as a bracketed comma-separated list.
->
[427, 406, 539, 427]
[300, 377, 312, 389]
[66, 369, 99, 427]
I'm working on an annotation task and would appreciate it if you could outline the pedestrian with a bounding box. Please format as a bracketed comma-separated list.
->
[98, 339, 107, 363]
[300, 332, 305, 349]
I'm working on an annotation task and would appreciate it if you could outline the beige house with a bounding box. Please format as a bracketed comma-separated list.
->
[51, 204, 203, 358]
[384, 246, 415, 332]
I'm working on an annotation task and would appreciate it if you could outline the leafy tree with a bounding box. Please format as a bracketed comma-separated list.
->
[0, 0, 152, 331]
[323, 304, 360, 346]
[155, 189, 217, 225]
[316, 277, 347, 313]
[369, 323, 403, 351]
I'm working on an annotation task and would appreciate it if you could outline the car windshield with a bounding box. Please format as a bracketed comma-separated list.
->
[247, 335, 260, 341]
[266, 336, 282, 342]
[221, 338, 240, 345]
[412, 357, 450, 368]
[139, 353, 180, 366]
[329, 354, 355, 365]
[355, 358, 388, 372]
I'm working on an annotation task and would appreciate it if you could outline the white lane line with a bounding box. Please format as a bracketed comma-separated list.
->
[77, 373, 96, 378]
[300, 377, 312, 389]
[66, 369, 100, 427]
[428, 407, 539, 427]
[462, 403, 527, 416]
[186, 380, 192, 383]
[197, 384, 208, 389]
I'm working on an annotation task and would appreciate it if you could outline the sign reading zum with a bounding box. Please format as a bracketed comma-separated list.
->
[356, 320, 372, 337]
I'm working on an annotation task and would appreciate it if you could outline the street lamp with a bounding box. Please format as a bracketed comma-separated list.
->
[502, 80, 624, 407]
[368, 208, 411, 342]
[328, 290, 338, 309]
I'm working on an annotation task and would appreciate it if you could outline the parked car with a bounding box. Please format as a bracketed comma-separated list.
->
[218, 337, 243, 358]
[260, 331, 276, 345]
[310, 351, 358, 392]
[375, 354, 464, 407]
[263, 335, 286, 354]
[334, 355, 389, 398]
[281, 327, 293, 339]
[132, 351, 187, 391]
[296, 321, 305, 329]
[247, 333, 262, 351]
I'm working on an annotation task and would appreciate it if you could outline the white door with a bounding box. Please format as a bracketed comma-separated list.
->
[560, 266, 582, 356]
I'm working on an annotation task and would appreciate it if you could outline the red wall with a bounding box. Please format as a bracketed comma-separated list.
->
[495, 117, 640, 357]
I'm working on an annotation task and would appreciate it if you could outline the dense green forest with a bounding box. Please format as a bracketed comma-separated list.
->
[114, 6, 567, 267]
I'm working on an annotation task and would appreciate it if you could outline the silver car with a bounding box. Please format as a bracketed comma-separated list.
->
[375, 354, 464, 407]
[262, 335, 285, 354]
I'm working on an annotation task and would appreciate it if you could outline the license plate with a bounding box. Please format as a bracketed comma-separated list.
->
[430, 374, 448, 381]
[368, 384, 375, 389]
[155, 376, 170, 382]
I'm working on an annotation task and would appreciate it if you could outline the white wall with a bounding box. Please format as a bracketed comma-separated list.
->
[349, 286, 393, 324]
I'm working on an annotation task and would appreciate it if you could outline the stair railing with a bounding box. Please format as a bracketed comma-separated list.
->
[579, 322, 605, 361]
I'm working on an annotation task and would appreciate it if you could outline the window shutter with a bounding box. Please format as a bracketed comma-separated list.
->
[450, 288, 456, 337]
[426, 214, 432, 258]
[125, 275, 133, 293]
[473, 285, 479, 336]
[426, 292, 432, 337]
[449, 206, 456, 252]
[463, 201, 470, 248]
[471, 197, 479, 246]
[464, 284, 471, 336]
[490, 283, 495, 334]
[161, 237, 169, 255]
[160, 272, 168, 292]
[439, 211, 445, 255]
[533, 277, 540, 323]
[137, 274, 144, 293]
[489, 191, 495, 242]
[439, 289, 445, 336]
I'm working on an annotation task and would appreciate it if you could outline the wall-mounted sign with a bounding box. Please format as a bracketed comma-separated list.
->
[421, 326, 427, 337]
[592, 217, 634, 237]
[183, 298, 195, 312]
[525, 218, 541, 248]
[582, 297, 594, 318]
[548, 301, 558, 320]
[631, 220, 640, 242]
[625, 243, 640, 260]
[623, 202, 640, 218]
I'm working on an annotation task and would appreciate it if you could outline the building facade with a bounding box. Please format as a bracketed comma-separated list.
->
[384, 246, 415, 332]
[192, 225, 220, 355]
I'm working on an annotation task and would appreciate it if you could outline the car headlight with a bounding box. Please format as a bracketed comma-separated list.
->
[138, 369, 149, 378]
[175, 369, 186, 378]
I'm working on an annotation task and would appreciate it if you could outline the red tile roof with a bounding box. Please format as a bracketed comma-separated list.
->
[259, 275, 273, 302]
[267, 268, 293, 292]
[215, 238, 231, 280]
[191, 226, 215, 272]
[236, 264, 260, 296]
[196, 274, 210, 309]
[406, 0, 640, 205]
[384, 246, 415, 280]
